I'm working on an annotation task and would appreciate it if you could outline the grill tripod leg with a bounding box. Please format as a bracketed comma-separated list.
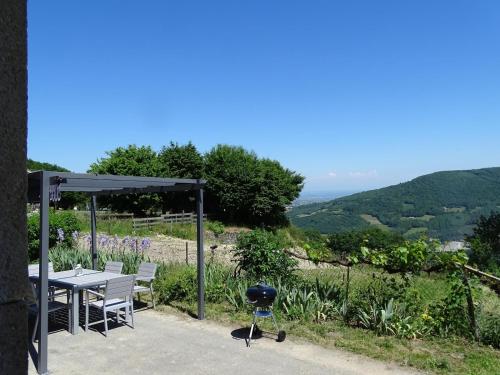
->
[271, 312, 279, 332]
[247, 312, 257, 348]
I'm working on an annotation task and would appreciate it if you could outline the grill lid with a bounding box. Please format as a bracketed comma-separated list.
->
[246, 282, 277, 307]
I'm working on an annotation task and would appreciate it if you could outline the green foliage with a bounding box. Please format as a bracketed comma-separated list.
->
[233, 229, 298, 282]
[479, 313, 500, 348]
[155, 265, 197, 304]
[27, 210, 81, 261]
[289, 167, 500, 240]
[428, 272, 471, 337]
[360, 239, 434, 273]
[85, 142, 302, 227]
[328, 227, 405, 257]
[88, 145, 162, 215]
[279, 278, 340, 322]
[164, 223, 197, 241]
[204, 145, 303, 226]
[158, 142, 204, 213]
[158, 141, 204, 179]
[206, 220, 225, 236]
[466, 211, 500, 274]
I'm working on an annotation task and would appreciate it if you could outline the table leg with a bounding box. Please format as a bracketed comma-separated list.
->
[71, 288, 80, 335]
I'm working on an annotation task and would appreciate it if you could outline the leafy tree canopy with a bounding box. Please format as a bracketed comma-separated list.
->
[204, 145, 304, 226]
[158, 141, 204, 179]
[158, 142, 204, 213]
[88, 145, 161, 216]
[86, 143, 303, 226]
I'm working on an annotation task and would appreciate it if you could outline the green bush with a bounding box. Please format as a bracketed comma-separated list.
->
[233, 229, 298, 282]
[206, 221, 225, 236]
[28, 210, 81, 261]
[154, 264, 197, 304]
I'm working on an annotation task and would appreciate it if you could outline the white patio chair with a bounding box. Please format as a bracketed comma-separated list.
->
[133, 262, 157, 309]
[93, 260, 125, 294]
[28, 282, 71, 342]
[85, 275, 135, 337]
[28, 262, 55, 275]
[104, 261, 123, 274]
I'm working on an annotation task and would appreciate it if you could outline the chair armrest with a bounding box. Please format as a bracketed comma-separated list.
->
[86, 289, 105, 298]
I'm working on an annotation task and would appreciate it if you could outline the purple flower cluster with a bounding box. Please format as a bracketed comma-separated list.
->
[140, 238, 151, 251]
[57, 228, 65, 242]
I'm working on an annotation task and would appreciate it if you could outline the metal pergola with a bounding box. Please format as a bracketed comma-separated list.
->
[27, 171, 206, 375]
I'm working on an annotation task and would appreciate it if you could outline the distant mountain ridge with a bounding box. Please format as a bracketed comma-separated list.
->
[288, 167, 500, 240]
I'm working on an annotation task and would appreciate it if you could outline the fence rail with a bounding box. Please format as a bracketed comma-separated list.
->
[132, 212, 207, 230]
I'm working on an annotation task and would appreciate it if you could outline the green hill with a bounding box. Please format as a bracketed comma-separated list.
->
[288, 167, 500, 240]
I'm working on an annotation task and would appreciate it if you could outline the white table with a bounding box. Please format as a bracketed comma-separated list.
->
[29, 269, 125, 335]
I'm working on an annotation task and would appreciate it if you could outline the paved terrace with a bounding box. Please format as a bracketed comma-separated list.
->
[28, 310, 422, 375]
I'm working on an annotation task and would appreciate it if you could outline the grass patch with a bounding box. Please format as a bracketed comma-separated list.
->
[360, 214, 391, 231]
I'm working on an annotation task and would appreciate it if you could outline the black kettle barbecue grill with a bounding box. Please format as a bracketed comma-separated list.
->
[246, 282, 286, 347]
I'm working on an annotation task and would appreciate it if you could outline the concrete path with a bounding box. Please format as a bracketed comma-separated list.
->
[29, 310, 423, 375]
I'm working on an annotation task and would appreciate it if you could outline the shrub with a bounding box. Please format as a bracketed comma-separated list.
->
[28, 210, 81, 261]
[233, 229, 298, 282]
[428, 273, 471, 337]
[154, 264, 197, 304]
[206, 221, 225, 236]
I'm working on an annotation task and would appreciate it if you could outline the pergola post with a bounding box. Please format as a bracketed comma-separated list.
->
[196, 187, 205, 320]
[90, 195, 97, 270]
[38, 171, 49, 374]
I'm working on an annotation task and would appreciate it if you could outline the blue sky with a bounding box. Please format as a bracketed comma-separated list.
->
[28, 1, 500, 192]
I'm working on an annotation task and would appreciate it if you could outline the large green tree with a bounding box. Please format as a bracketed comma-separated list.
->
[88, 145, 161, 215]
[204, 145, 304, 226]
[158, 141, 204, 179]
[158, 142, 204, 212]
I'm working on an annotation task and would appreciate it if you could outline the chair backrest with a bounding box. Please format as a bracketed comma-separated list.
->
[104, 275, 135, 301]
[137, 262, 157, 280]
[28, 262, 54, 275]
[104, 261, 123, 274]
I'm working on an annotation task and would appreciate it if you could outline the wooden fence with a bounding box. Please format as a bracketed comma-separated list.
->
[132, 212, 207, 230]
